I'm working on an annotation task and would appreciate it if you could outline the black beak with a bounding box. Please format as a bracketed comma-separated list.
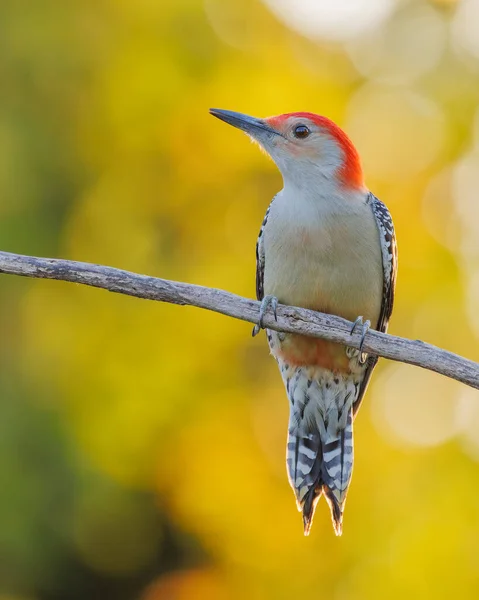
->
[209, 108, 281, 138]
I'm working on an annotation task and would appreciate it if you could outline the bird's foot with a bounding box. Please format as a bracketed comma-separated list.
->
[252, 295, 279, 337]
[350, 316, 371, 364]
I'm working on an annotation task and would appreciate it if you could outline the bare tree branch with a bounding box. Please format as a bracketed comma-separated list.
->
[0, 249, 477, 390]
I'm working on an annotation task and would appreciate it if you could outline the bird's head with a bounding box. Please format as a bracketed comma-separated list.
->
[210, 109, 364, 192]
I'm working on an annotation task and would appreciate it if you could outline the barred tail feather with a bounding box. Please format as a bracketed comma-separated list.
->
[285, 380, 355, 536]
[321, 411, 354, 535]
[286, 430, 322, 509]
[323, 486, 344, 536]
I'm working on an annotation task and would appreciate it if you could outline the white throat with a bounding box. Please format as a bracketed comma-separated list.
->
[268, 132, 346, 191]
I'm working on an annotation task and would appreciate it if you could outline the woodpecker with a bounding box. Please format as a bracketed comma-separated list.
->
[210, 108, 397, 536]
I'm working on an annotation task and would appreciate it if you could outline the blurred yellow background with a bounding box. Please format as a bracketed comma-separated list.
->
[1, 0, 479, 598]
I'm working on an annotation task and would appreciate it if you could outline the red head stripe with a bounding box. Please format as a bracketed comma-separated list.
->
[267, 113, 364, 190]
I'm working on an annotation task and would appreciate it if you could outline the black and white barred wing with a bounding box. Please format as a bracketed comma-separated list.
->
[370, 193, 397, 334]
[354, 193, 398, 414]
[255, 197, 275, 301]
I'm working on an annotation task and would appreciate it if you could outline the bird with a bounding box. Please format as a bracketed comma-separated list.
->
[209, 108, 397, 536]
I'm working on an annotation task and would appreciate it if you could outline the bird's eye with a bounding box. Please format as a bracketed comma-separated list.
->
[293, 124, 310, 139]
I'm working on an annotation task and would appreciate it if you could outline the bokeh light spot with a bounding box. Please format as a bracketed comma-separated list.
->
[456, 387, 479, 462]
[346, 85, 445, 179]
[421, 166, 461, 253]
[371, 364, 462, 448]
[452, 0, 479, 62]
[261, 0, 397, 42]
[346, 4, 447, 85]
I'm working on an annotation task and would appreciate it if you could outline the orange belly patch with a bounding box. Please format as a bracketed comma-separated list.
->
[276, 334, 351, 373]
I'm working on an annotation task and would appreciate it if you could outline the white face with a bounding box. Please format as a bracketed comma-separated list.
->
[210, 109, 361, 190]
[257, 115, 345, 186]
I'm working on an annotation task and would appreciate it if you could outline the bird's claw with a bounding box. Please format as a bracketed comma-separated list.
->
[252, 295, 279, 337]
[350, 316, 371, 364]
